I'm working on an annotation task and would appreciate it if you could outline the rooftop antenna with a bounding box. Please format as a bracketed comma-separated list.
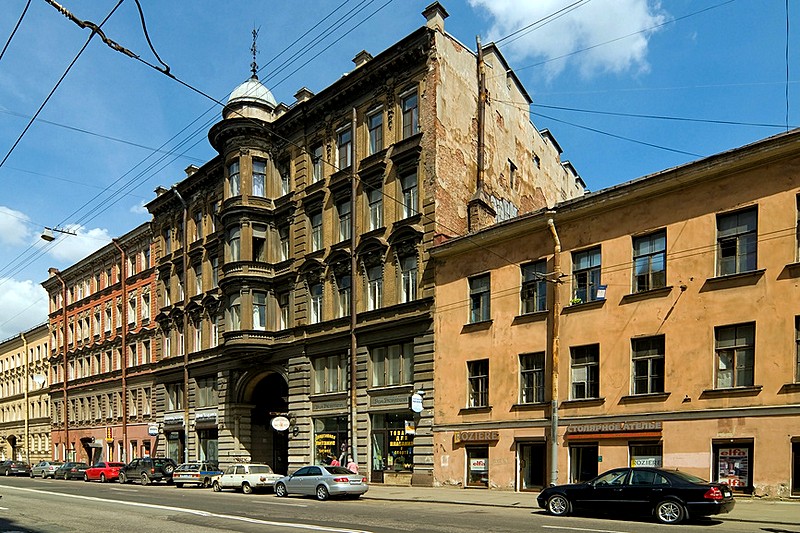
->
[250, 26, 260, 80]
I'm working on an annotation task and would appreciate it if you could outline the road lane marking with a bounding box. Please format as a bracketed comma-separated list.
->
[543, 526, 629, 533]
[0, 486, 361, 532]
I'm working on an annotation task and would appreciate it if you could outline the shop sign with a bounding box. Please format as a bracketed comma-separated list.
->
[469, 457, 488, 472]
[147, 424, 159, 437]
[631, 455, 662, 467]
[163, 413, 185, 427]
[404, 420, 416, 436]
[271, 416, 290, 432]
[566, 421, 662, 434]
[453, 430, 500, 444]
[195, 410, 218, 424]
[315, 433, 337, 459]
[313, 400, 347, 411]
[371, 394, 407, 406]
[409, 393, 424, 413]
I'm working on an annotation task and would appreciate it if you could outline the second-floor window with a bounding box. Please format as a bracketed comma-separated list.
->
[571, 344, 599, 399]
[715, 323, 755, 388]
[252, 160, 266, 197]
[278, 225, 290, 262]
[717, 208, 757, 276]
[371, 342, 414, 387]
[166, 383, 184, 411]
[196, 377, 217, 408]
[278, 292, 290, 330]
[401, 90, 419, 139]
[314, 354, 345, 393]
[252, 224, 267, 262]
[399, 255, 417, 303]
[633, 230, 666, 292]
[572, 247, 601, 303]
[367, 265, 383, 311]
[228, 160, 240, 196]
[309, 283, 323, 324]
[337, 127, 352, 169]
[632, 336, 664, 395]
[227, 293, 241, 331]
[469, 274, 490, 323]
[468, 359, 489, 408]
[336, 274, 351, 319]
[521, 261, 547, 314]
[520, 352, 545, 404]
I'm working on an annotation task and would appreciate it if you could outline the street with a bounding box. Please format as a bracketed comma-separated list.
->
[0, 476, 785, 533]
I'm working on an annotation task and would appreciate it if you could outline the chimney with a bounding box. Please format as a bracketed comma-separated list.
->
[294, 87, 314, 104]
[154, 186, 169, 197]
[422, 2, 448, 32]
[352, 50, 373, 68]
[184, 165, 199, 177]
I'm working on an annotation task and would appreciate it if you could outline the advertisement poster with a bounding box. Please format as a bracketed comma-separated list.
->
[717, 447, 749, 488]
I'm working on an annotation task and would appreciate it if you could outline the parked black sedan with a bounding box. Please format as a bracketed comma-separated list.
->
[0, 460, 30, 476]
[53, 462, 89, 480]
[538, 467, 735, 524]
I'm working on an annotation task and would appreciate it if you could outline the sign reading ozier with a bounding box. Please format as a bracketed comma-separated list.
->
[567, 421, 662, 434]
[453, 430, 500, 444]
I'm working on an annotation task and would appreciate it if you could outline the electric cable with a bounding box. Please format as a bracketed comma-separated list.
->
[0, 0, 31, 62]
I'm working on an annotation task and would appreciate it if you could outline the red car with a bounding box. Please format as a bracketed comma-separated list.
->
[83, 462, 125, 483]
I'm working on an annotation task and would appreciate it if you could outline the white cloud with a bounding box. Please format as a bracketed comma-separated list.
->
[47, 225, 112, 263]
[470, 0, 667, 79]
[130, 200, 149, 215]
[0, 206, 33, 246]
[0, 277, 48, 341]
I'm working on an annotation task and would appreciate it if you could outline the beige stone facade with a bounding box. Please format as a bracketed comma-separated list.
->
[0, 323, 50, 465]
[431, 129, 800, 497]
[144, 3, 582, 485]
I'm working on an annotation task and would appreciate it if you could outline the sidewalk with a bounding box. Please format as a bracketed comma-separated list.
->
[363, 484, 800, 526]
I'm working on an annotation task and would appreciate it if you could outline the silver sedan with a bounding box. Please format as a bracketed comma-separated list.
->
[274, 465, 368, 501]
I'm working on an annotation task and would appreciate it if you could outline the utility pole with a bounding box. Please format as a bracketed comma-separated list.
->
[547, 218, 562, 486]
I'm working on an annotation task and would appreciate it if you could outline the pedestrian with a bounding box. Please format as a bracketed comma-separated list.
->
[330, 455, 340, 467]
[346, 456, 358, 474]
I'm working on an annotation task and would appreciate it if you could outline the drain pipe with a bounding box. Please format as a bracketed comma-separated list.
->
[547, 218, 561, 486]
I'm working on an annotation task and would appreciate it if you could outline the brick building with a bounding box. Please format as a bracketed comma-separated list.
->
[145, 2, 582, 485]
[42, 222, 159, 463]
[431, 129, 800, 497]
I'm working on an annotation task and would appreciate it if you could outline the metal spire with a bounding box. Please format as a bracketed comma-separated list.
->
[250, 26, 259, 80]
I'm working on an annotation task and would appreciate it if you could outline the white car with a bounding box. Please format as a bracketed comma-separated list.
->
[211, 463, 282, 494]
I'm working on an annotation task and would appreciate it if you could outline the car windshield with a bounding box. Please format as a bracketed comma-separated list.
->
[325, 466, 356, 475]
[248, 465, 274, 474]
[178, 463, 201, 471]
[669, 470, 710, 484]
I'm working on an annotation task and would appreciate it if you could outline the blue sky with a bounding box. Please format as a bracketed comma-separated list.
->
[0, 0, 796, 340]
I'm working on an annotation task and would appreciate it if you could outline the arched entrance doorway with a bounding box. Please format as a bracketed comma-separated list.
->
[246, 373, 289, 475]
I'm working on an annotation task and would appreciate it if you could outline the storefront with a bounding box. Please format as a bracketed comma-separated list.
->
[517, 440, 546, 491]
[313, 416, 348, 465]
[371, 413, 415, 484]
[196, 409, 219, 462]
[163, 412, 185, 463]
[453, 430, 499, 488]
[713, 440, 753, 493]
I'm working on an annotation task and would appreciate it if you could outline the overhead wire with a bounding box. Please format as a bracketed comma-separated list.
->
[0, 0, 31, 62]
[495, 0, 591, 48]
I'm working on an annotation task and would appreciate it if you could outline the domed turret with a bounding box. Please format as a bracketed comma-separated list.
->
[223, 74, 277, 122]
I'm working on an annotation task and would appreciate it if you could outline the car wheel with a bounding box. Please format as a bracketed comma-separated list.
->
[655, 500, 684, 524]
[175, 483, 183, 488]
[546, 494, 571, 516]
[275, 482, 287, 497]
[118, 472, 126, 484]
[84, 473, 89, 482]
[315, 485, 329, 501]
[141, 473, 150, 486]
[100, 473, 106, 483]
[4, 469, 9, 476]
[212, 481, 222, 492]
[242, 482, 253, 494]
[164, 464, 175, 474]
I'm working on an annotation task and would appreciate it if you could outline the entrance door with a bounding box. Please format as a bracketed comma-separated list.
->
[370, 432, 385, 484]
[249, 373, 288, 474]
[792, 441, 800, 496]
[518, 442, 546, 491]
[569, 443, 598, 483]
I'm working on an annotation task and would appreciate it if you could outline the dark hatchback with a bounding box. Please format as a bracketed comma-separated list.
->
[538, 467, 735, 525]
[118, 457, 177, 485]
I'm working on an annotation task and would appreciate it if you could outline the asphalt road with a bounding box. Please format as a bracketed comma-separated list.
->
[0, 476, 778, 533]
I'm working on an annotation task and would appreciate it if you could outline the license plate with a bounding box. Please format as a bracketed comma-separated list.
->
[723, 491, 731, 497]
[350, 480, 361, 485]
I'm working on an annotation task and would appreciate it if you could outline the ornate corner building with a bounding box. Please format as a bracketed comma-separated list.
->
[144, 3, 582, 485]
